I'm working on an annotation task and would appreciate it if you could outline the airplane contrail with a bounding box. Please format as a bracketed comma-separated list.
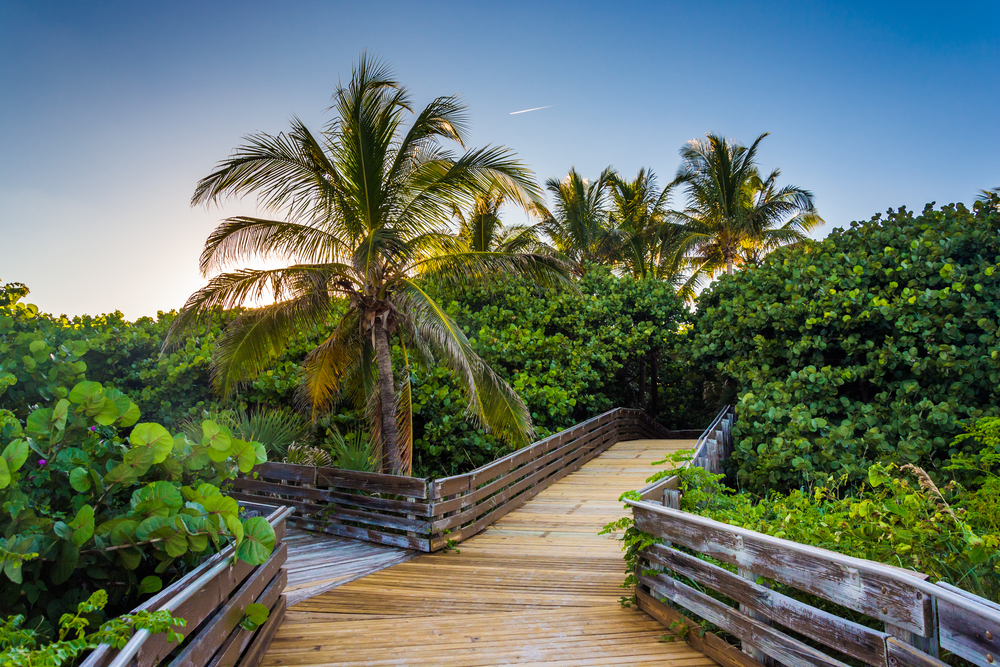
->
[510, 105, 553, 115]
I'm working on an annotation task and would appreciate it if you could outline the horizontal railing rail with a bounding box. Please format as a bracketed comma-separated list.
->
[81, 504, 294, 667]
[231, 407, 675, 552]
[637, 404, 733, 506]
[624, 408, 1000, 667]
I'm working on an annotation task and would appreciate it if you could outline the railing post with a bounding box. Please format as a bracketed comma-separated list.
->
[662, 489, 681, 509]
[737, 562, 775, 666]
[885, 605, 939, 657]
[705, 437, 719, 474]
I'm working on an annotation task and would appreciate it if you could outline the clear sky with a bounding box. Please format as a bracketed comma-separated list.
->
[2, 1, 998, 318]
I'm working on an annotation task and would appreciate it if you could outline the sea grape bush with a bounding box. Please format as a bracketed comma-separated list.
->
[414, 268, 703, 477]
[1, 272, 705, 480]
[692, 199, 1000, 493]
[0, 369, 274, 633]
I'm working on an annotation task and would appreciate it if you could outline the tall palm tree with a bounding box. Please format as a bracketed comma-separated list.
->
[606, 168, 684, 283]
[166, 55, 568, 475]
[452, 191, 544, 254]
[538, 167, 613, 274]
[672, 133, 821, 296]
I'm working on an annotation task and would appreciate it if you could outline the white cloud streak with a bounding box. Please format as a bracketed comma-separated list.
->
[509, 105, 553, 115]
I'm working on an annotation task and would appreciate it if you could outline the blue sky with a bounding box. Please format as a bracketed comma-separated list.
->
[1, 1, 997, 318]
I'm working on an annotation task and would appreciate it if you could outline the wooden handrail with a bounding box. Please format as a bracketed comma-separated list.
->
[81, 505, 294, 667]
[637, 404, 733, 503]
[625, 407, 1000, 667]
[232, 407, 673, 552]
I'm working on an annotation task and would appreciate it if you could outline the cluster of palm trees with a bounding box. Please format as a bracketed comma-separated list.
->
[458, 135, 821, 300]
[166, 55, 821, 475]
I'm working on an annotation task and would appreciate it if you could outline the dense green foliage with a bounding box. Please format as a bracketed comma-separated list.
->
[0, 290, 277, 634]
[414, 268, 708, 477]
[693, 199, 1000, 492]
[0, 590, 183, 667]
[2, 271, 706, 481]
[686, 458, 1000, 602]
[0, 375, 274, 631]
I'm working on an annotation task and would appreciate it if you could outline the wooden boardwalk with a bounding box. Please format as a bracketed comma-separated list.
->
[282, 530, 414, 606]
[263, 438, 717, 667]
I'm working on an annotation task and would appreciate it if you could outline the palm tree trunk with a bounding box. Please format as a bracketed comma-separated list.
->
[373, 319, 403, 475]
[727, 257, 734, 275]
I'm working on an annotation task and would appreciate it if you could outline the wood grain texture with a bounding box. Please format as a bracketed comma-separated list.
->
[642, 572, 851, 667]
[632, 504, 933, 636]
[282, 529, 414, 606]
[637, 589, 764, 667]
[643, 543, 890, 667]
[885, 638, 950, 667]
[937, 584, 999, 667]
[261, 438, 717, 666]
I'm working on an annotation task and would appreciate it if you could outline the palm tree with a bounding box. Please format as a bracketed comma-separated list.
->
[538, 168, 613, 274]
[452, 191, 544, 254]
[672, 133, 821, 296]
[606, 168, 684, 283]
[166, 55, 568, 475]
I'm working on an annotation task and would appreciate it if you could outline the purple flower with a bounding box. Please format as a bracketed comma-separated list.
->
[37, 459, 47, 466]
[89, 426, 97, 432]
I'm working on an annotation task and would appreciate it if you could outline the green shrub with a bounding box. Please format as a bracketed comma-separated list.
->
[0, 371, 274, 633]
[692, 197, 1000, 492]
[2, 270, 706, 481]
[414, 267, 704, 477]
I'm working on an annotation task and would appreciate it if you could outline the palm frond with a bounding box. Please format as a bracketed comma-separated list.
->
[211, 294, 332, 395]
[164, 264, 346, 350]
[297, 310, 364, 416]
[199, 216, 351, 276]
[227, 406, 311, 457]
[410, 250, 570, 291]
[397, 281, 533, 447]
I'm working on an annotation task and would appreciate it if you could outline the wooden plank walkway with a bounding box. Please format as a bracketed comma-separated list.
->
[282, 530, 414, 606]
[263, 438, 718, 667]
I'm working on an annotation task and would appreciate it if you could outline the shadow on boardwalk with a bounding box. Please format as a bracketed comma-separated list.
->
[265, 438, 717, 667]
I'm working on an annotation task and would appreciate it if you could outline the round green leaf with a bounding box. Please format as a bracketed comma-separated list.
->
[201, 420, 232, 452]
[118, 402, 141, 428]
[136, 516, 171, 542]
[133, 481, 183, 511]
[202, 494, 239, 519]
[231, 439, 257, 473]
[50, 540, 79, 585]
[139, 575, 162, 595]
[0, 457, 11, 489]
[1, 439, 28, 472]
[69, 505, 95, 546]
[92, 397, 119, 426]
[70, 467, 92, 492]
[25, 408, 52, 437]
[68, 381, 103, 405]
[239, 602, 270, 630]
[224, 515, 244, 546]
[52, 399, 70, 431]
[129, 424, 174, 463]
[163, 529, 188, 558]
[235, 517, 275, 565]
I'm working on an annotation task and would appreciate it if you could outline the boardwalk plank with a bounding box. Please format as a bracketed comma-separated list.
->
[262, 438, 717, 666]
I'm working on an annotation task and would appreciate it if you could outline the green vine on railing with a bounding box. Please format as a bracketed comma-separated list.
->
[599, 489, 661, 607]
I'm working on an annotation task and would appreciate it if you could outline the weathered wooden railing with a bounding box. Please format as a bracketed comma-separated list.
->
[230, 407, 674, 552]
[638, 404, 734, 507]
[625, 409, 1000, 667]
[81, 504, 293, 667]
